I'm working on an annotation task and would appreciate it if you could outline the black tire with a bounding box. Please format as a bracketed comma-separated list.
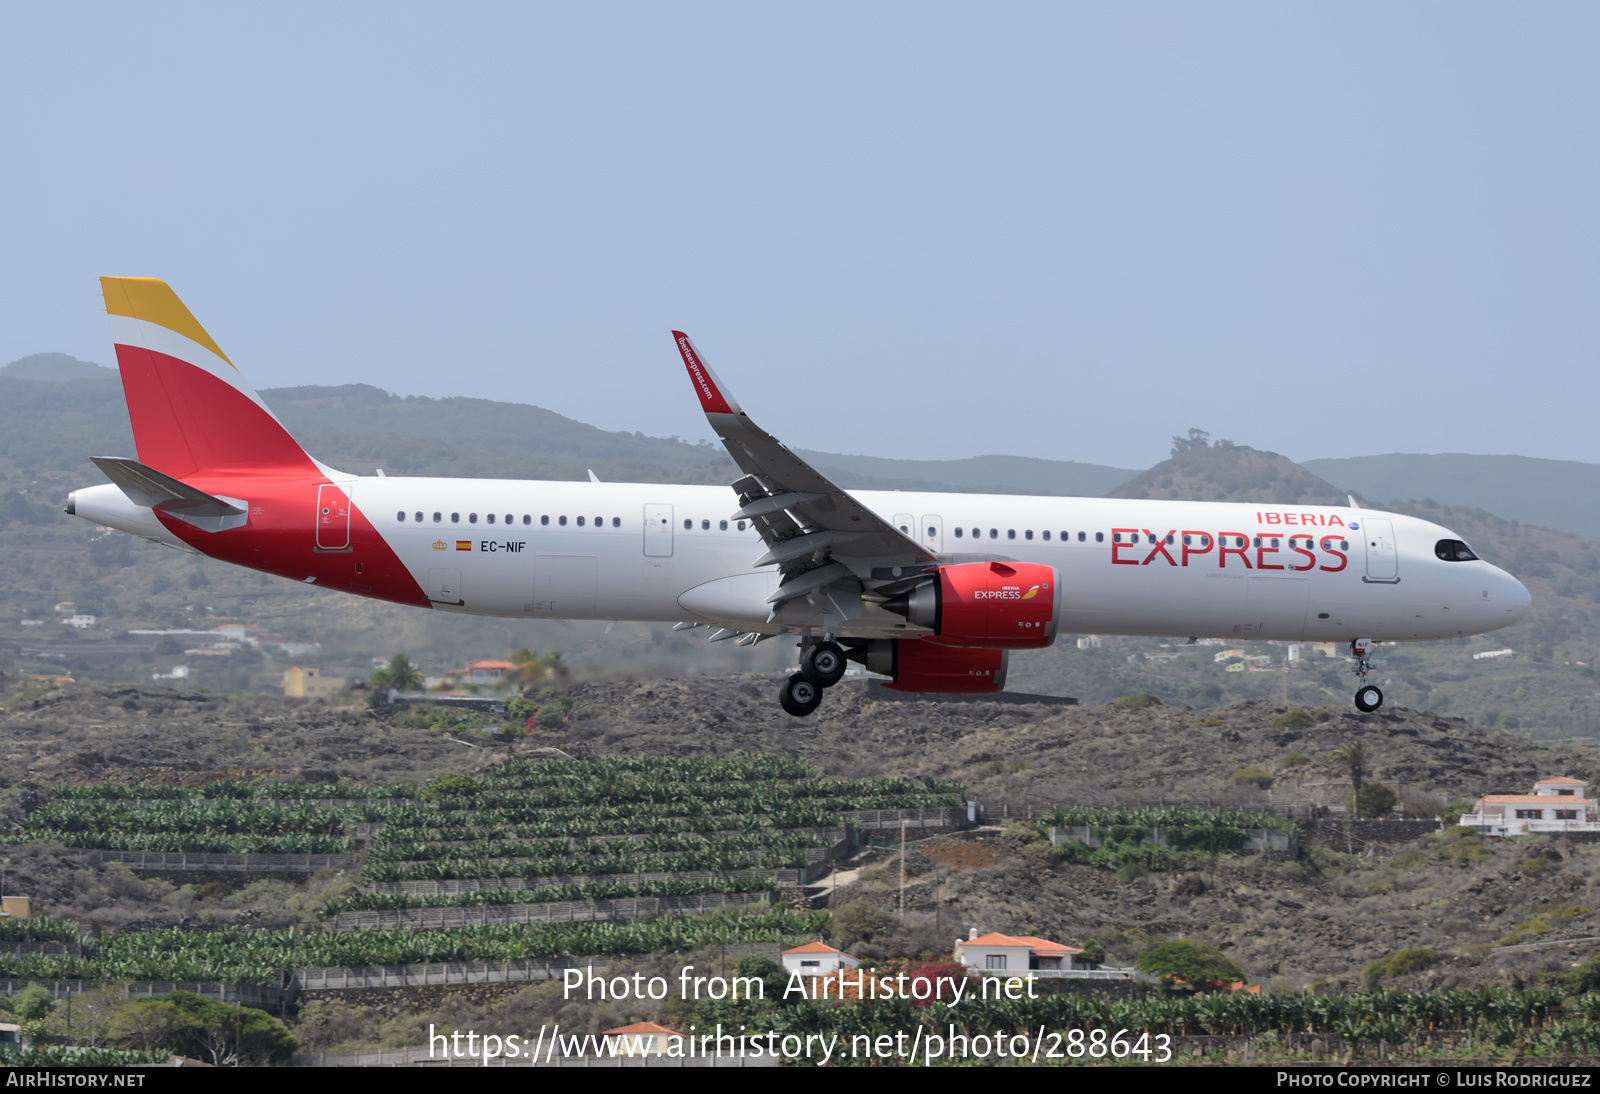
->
[1354, 685, 1384, 713]
[779, 672, 824, 717]
[800, 641, 848, 687]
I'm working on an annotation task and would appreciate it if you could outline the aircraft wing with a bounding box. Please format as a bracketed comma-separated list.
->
[670, 332, 936, 606]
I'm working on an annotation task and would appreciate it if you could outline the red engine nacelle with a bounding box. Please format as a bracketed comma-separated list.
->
[857, 639, 1009, 694]
[883, 561, 1058, 649]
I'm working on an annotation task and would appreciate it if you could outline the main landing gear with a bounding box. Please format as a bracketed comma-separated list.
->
[779, 638, 847, 717]
[1351, 638, 1384, 712]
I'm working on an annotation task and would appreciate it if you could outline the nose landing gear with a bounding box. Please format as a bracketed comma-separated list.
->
[1351, 638, 1384, 712]
[779, 638, 848, 717]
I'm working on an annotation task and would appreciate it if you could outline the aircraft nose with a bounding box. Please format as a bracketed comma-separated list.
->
[1500, 568, 1532, 622]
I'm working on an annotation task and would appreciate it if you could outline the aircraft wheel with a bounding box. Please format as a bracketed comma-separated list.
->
[779, 672, 824, 717]
[800, 641, 848, 687]
[1354, 685, 1384, 713]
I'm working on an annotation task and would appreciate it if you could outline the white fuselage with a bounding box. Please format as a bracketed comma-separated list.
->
[345, 477, 1530, 643]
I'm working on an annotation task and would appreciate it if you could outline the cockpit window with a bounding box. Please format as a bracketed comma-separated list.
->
[1435, 539, 1479, 562]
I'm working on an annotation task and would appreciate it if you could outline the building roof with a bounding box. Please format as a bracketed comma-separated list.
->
[469, 660, 518, 670]
[959, 932, 1081, 954]
[1536, 777, 1588, 785]
[604, 1021, 681, 1037]
[784, 941, 846, 955]
[1476, 795, 1591, 806]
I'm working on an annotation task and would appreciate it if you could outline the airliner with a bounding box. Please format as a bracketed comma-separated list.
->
[66, 278, 1532, 717]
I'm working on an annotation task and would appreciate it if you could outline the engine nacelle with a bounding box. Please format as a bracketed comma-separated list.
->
[855, 639, 1009, 694]
[883, 561, 1058, 649]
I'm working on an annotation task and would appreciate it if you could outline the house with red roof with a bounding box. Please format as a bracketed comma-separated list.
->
[602, 1021, 681, 1056]
[953, 929, 1083, 975]
[1460, 777, 1598, 837]
[781, 941, 861, 976]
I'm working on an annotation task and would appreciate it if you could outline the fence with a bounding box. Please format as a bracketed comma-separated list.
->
[1048, 827, 1298, 855]
[298, 1046, 779, 1067]
[0, 943, 82, 958]
[79, 851, 353, 872]
[325, 890, 772, 931]
[842, 807, 968, 831]
[0, 979, 294, 1011]
[293, 944, 783, 991]
[364, 869, 802, 897]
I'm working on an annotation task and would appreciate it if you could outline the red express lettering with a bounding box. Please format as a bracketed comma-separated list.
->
[1320, 536, 1348, 573]
[1218, 533, 1252, 569]
[1255, 537, 1284, 571]
[1290, 536, 1317, 571]
[1142, 529, 1178, 566]
[1111, 528, 1141, 565]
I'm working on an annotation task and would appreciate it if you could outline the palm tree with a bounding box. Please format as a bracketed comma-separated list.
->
[370, 652, 422, 692]
[1329, 740, 1370, 820]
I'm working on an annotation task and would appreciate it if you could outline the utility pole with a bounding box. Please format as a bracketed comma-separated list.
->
[896, 818, 908, 914]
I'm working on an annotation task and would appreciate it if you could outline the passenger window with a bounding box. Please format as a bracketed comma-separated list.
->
[470, 513, 478, 524]
[1007, 529, 1016, 540]
[505, 514, 513, 525]
[451, 513, 460, 523]
[415, 512, 423, 523]
[576, 516, 585, 527]
[1183, 534, 1191, 545]
[396, 511, 405, 521]
[1271, 538, 1279, 548]
[972, 528, 980, 539]
[433, 513, 442, 523]
[1148, 534, 1157, 544]
[1166, 534, 1174, 545]
[523, 515, 531, 525]
[613, 517, 621, 528]
[684, 519, 692, 530]
[954, 528, 964, 538]
[736, 520, 745, 531]
[702, 519, 710, 530]
[1252, 536, 1260, 547]
[559, 516, 567, 526]
[1113, 532, 1122, 543]
[899, 524, 909, 533]
[1041, 531, 1049, 541]
[540, 515, 549, 526]
[1073, 531, 1081, 542]
[1094, 532, 1102, 542]
[989, 529, 998, 539]
[927, 526, 936, 538]
[720, 520, 728, 531]
[486, 514, 495, 524]
[594, 516, 601, 527]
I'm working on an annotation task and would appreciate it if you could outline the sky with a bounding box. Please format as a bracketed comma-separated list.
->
[2, 3, 1597, 471]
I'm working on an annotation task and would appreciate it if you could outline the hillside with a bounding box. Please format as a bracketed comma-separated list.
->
[1308, 453, 1600, 542]
[6, 673, 1600, 998]
[1106, 443, 1353, 505]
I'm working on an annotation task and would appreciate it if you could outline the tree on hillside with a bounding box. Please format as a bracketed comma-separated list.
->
[1135, 940, 1243, 990]
[1329, 740, 1371, 820]
[369, 652, 422, 692]
[1170, 428, 1211, 456]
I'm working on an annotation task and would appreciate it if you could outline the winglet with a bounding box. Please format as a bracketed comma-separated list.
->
[671, 331, 739, 415]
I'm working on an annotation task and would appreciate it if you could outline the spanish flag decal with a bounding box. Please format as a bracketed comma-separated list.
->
[456, 540, 472, 551]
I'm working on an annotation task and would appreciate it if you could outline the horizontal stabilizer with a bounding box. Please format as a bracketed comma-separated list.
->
[90, 456, 248, 533]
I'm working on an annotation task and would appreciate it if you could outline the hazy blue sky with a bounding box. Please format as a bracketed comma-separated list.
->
[3, 4, 1596, 470]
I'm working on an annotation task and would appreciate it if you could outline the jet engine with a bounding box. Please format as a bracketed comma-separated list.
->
[850, 639, 1009, 694]
[881, 561, 1058, 649]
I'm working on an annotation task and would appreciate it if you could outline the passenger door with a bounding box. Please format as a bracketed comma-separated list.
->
[920, 514, 944, 554]
[315, 484, 350, 552]
[1362, 518, 1399, 582]
[644, 503, 674, 557]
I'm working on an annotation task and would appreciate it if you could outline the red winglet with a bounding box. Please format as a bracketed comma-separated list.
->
[671, 330, 736, 415]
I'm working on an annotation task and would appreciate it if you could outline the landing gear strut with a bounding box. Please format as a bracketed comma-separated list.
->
[779, 638, 848, 717]
[1351, 638, 1383, 712]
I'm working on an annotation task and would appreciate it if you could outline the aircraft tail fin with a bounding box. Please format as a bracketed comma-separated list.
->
[100, 277, 319, 479]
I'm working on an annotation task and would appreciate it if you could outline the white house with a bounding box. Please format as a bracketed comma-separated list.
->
[781, 941, 860, 976]
[1460, 777, 1599, 836]
[953, 929, 1081, 974]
